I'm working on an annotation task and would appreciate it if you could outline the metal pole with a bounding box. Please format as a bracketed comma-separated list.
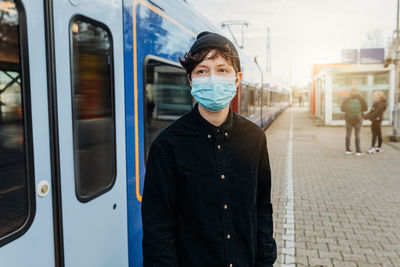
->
[266, 27, 271, 74]
[241, 27, 244, 49]
[397, 0, 399, 40]
[266, 29, 268, 73]
[392, 0, 400, 141]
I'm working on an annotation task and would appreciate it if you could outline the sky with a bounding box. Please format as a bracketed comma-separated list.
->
[188, 0, 397, 87]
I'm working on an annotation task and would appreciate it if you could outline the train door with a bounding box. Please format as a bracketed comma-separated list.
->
[49, 0, 128, 266]
[0, 0, 55, 266]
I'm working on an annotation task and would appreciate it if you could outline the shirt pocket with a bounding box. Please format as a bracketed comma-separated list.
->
[232, 169, 258, 207]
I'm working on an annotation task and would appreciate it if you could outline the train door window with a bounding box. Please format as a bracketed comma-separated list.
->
[0, 0, 34, 245]
[70, 16, 116, 202]
[144, 58, 191, 160]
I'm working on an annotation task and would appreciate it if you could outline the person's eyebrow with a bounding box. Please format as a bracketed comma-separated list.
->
[196, 64, 209, 68]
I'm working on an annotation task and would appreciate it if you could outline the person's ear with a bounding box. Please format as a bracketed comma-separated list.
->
[188, 74, 192, 87]
[235, 72, 242, 88]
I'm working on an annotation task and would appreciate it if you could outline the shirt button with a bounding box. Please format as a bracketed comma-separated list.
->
[217, 129, 220, 133]
[221, 174, 225, 179]
[225, 132, 228, 137]
[226, 234, 231, 239]
[217, 145, 221, 149]
[229, 264, 233, 267]
[224, 204, 228, 209]
[207, 134, 211, 139]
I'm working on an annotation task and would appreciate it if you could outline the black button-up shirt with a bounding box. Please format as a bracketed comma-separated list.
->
[142, 103, 277, 267]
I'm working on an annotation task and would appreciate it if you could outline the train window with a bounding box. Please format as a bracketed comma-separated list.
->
[0, 0, 35, 245]
[249, 86, 255, 106]
[144, 58, 192, 160]
[70, 17, 116, 202]
[248, 86, 256, 117]
[240, 84, 248, 117]
[255, 86, 261, 107]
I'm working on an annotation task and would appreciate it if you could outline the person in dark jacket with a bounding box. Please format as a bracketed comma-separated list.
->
[340, 87, 368, 156]
[141, 31, 277, 267]
[363, 91, 387, 153]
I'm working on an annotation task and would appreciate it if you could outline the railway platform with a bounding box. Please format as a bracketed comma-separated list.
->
[267, 107, 400, 267]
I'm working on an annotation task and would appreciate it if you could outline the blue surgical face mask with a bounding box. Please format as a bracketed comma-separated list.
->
[191, 75, 237, 112]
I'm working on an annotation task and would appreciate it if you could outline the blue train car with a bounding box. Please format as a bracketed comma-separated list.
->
[0, 0, 290, 266]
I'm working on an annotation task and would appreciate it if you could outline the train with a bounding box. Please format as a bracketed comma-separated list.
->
[0, 0, 291, 266]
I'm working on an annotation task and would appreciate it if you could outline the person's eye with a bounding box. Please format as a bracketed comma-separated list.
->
[197, 69, 206, 74]
[219, 68, 228, 73]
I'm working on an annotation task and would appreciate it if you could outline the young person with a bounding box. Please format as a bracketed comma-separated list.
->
[142, 31, 277, 267]
[340, 87, 368, 156]
[364, 91, 387, 153]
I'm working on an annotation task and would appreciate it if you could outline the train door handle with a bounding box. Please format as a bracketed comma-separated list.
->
[37, 180, 50, 197]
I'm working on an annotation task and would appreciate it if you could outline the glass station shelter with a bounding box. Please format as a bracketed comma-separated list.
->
[313, 64, 395, 126]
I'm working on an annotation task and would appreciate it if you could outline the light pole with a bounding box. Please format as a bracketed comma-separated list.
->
[391, 0, 400, 141]
[266, 27, 271, 74]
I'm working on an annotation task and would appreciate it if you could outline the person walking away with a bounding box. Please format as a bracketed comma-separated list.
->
[141, 31, 277, 267]
[363, 91, 387, 154]
[340, 87, 368, 156]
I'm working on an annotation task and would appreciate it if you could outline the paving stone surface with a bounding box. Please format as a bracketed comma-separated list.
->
[266, 107, 400, 267]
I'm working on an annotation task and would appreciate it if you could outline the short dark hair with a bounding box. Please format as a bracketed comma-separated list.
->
[179, 46, 241, 79]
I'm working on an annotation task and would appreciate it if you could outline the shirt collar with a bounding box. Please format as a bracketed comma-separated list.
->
[191, 103, 234, 135]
